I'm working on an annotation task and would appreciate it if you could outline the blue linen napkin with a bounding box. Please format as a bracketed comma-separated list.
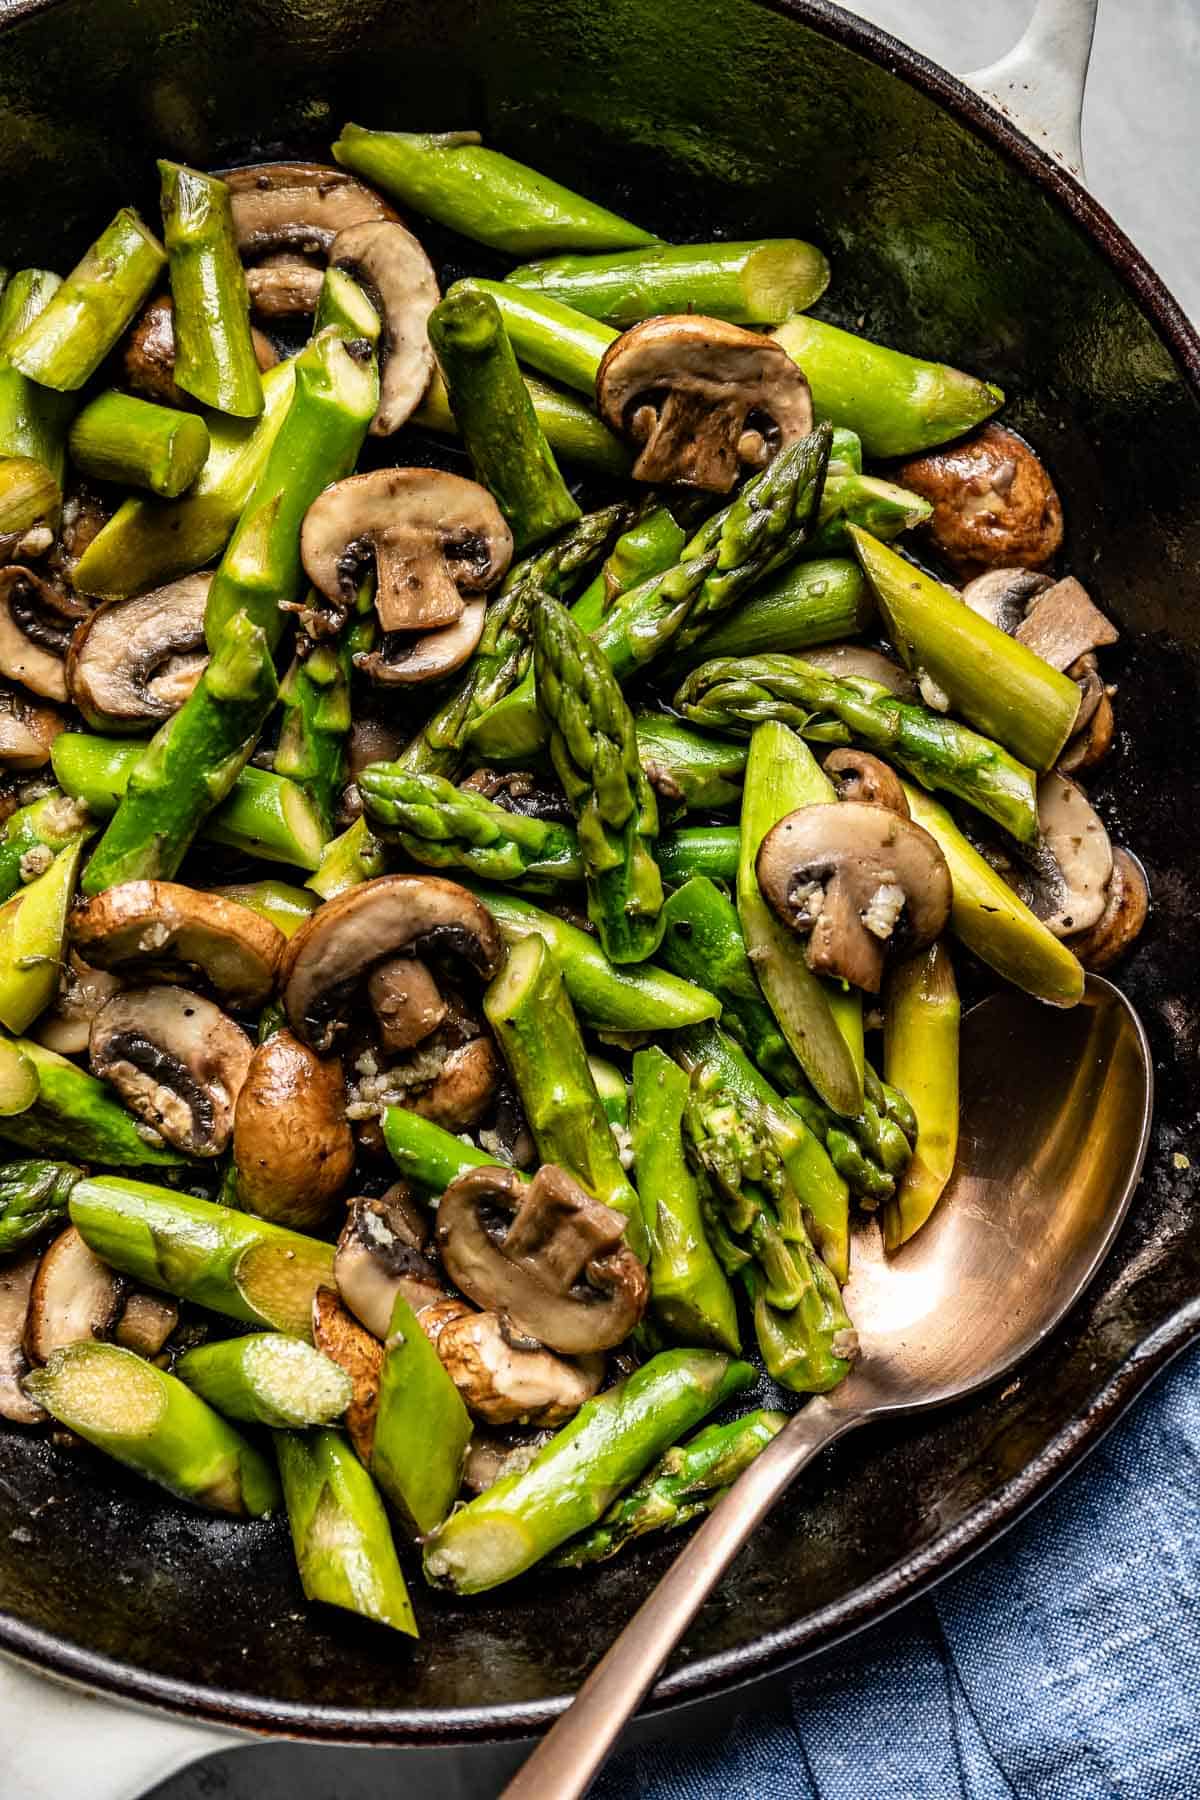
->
[595, 1346, 1200, 1800]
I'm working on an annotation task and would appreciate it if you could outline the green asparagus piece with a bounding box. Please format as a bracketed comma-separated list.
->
[0, 1041, 186, 1166]
[69, 1175, 336, 1337]
[0, 789, 95, 905]
[275, 1428, 418, 1635]
[773, 314, 1003, 457]
[8, 209, 164, 392]
[554, 1409, 786, 1566]
[159, 160, 263, 417]
[902, 781, 1084, 1007]
[804, 471, 932, 559]
[0, 838, 81, 1033]
[507, 239, 829, 325]
[72, 357, 296, 598]
[381, 1105, 492, 1193]
[52, 732, 325, 872]
[533, 596, 664, 962]
[205, 328, 377, 652]
[0, 454, 59, 544]
[631, 1046, 740, 1353]
[423, 1349, 753, 1593]
[275, 573, 373, 835]
[305, 816, 386, 899]
[635, 716, 747, 816]
[333, 125, 656, 255]
[428, 287, 580, 551]
[850, 528, 1081, 771]
[360, 764, 581, 885]
[81, 610, 279, 894]
[676, 652, 1040, 843]
[589, 1055, 630, 1129]
[664, 557, 872, 680]
[0, 1040, 38, 1116]
[656, 827, 741, 885]
[882, 942, 960, 1249]
[446, 279, 616, 394]
[67, 389, 210, 498]
[314, 264, 383, 343]
[413, 367, 632, 476]
[485, 934, 647, 1257]
[0, 269, 74, 484]
[743, 1260, 856, 1394]
[177, 1334, 353, 1428]
[371, 1293, 473, 1537]
[26, 1342, 280, 1515]
[466, 886, 719, 1030]
[0, 1158, 78, 1252]
[211, 879, 318, 937]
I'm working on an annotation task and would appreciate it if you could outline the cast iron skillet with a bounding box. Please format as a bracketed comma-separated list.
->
[0, 0, 1197, 1749]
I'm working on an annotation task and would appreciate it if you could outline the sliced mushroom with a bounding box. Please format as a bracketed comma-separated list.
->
[34, 951, 123, 1056]
[798, 643, 917, 698]
[1066, 847, 1149, 970]
[368, 956, 447, 1053]
[438, 1163, 648, 1354]
[67, 575, 211, 730]
[243, 260, 325, 317]
[71, 880, 285, 1009]
[0, 1248, 47, 1422]
[346, 712, 406, 784]
[433, 1308, 604, 1427]
[226, 161, 396, 263]
[0, 566, 89, 703]
[823, 749, 909, 817]
[460, 767, 575, 825]
[124, 295, 276, 407]
[960, 566, 1053, 633]
[756, 801, 952, 991]
[407, 1035, 501, 1134]
[114, 1290, 179, 1358]
[330, 219, 439, 435]
[24, 1226, 125, 1365]
[596, 314, 814, 492]
[419, 1295, 476, 1348]
[461, 1427, 555, 1494]
[232, 1030, 355, 1228]
[0, 681, 63, 769]
[1011, 772, 1114, 938]
[281, 874, 502, 1052]
[1013, 576, 1119, 671]
[301, 468, 512, 639]
[1066, 651, 1106, 734]
[356, 600, 487, 686]
[335, 1189, 446, 1339]
[312, 1285, 383, 1463]
[1058, 689, 1115, 774]
[896, 424, 1064, 576]
[89, 986, 253, 1157]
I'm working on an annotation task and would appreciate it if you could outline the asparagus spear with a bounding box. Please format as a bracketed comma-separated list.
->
[423, 1349, 753, 1593]
[0, 1158, 77, 1252]
[882, 942, 960, 1250]
[0, 789, 94, 905]
[533, 596, 665, 962]
[446, 279, 616, 394]
[485, 934, 647, 1257]
[381, 1106, 492, 1193]
[664, 557, 872, 680]
[360, 764, 581, 885]
[0, 1041, 39, 1118]
[656, 827, 740, 885]
[26, 1342, 280, 1515]
[589, 1055, 630, 1129]
[81, 609, 279, 894]
[676, 652, 1040, 843]
[158, 160, 263, 418]
[773, 314, 1003, 457]
[8, 209, 165, 392]
[333, 125, 656, 255]
[0, 1041, 186, 1166]
[275, 573, 374, 836]
[507, 239, 829, 325]
[413, 367, 632, 476]
[314, 265, 382, 344]
[69, 1175, 336, 1337]
[743, 1260, 856, 1394]
[275, 1428, 418, 1635]
[177, 1334, 354, 1428]
[371, 1293, 473, 1536]
[0, 838, 81, 1033]
[0, 269, 74, 484]
[205, 328, 377, 652]
[211, 879, 318, 938]
[631, 1046, 740, 1353]
[428, 286, 580, 551]
[804, 471, 932, 558]
[0, 454, 60, 550]
[634, 716, 746, 816]
[52, 732, 325, 872]
[72, 357, 296, 599]
[850, 529, 1081, 772]
[67, 390, 210, 498]
[305, 816, 386, 900]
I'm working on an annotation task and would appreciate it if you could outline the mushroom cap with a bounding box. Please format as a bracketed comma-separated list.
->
[437, 1162, 648, 1355]
[113, 1289, 179, 1358]
[1021, 771, 1114, 938]
[66, 574, 211, 730]
[823, 748, 909, 817]
[24, 1225, 125, 1366]
[405, 1035, 501, 1134]
[1058, 683, 1115, 775]
[960, 566, 1053, 634]
[123, 295, 276, 406]
[432, 1308, 604, 1427]
[89, 985, 254, 1157]
[0, 566, 89, 703]
[1066, 846, 1149, 971]
[329, 219, 439, 436]
[226, 161, 397, 261]
[281, 873, 502, 1052]
[335, 1190, 446, 1339]
[368, 955, 448, 1053]
[896, 423, 1063, 576]
[0, 680, 63, 769]
[232, 1029, 355, 1229]
[756, 801, 952, 993]
[596, 313, 814, 493]
[355, 598, 486, 686]
[311, 1286, 382, 1463]
[70, 880, 285, 1009]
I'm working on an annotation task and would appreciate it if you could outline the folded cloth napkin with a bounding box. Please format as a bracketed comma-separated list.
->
[596, 1346, 1200, 1800]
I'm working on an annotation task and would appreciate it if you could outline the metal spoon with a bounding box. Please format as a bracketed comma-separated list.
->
[502, 973, 1153, 1800]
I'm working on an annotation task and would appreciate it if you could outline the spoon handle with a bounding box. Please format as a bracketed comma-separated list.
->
[501, 1393, 864, 1800]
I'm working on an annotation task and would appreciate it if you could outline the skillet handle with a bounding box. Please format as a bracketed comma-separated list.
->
[963, 0, 1098, 178]
[0, 1653, 233, 1799]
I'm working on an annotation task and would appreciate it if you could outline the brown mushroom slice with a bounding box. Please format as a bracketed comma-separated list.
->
[407, 1035, 501, 1134]
[823, 749, 909, 817]
[435, 1309, 604, 1427]
[89, 986, 253, 1158]
[301, 468, 512, 636]
[243, 259, 325, 318]
[71, 880, 285, 1009]
[232, 1029, 355, 1229]
[437, 1163, 648, 1355]
[960, 566, 1053, 633]
[329, 220, 439, 436]
[368, 956, 447, 1053]
[596, 314, 814, 493]
[460, 767, 574, 825]
[34, 952, 123, 1056]
[798, 643, 917, 698]
[335, 1191, 445, 1338]
[896, 424, 1064, 576]
[1058, 688, 1115, 775]
[226, 161, 396, 262]
[461, 1427, 555, 1494]
[1066, 847, 1149, 971]
[25, 1226, 126, 1365]
[0, 1248, 47, 1422]
[67, 575, 211, 730]
[124, 295, 276, 406]
[114, 1290, 180, 1357]
[1066, 652, 1106, 735]
[281, 874, 502, 1052]
[1020, 772, 1114, 938]
[312, 1285, 383, 1463]
[756, 801, 952, 992]
[0, 681, 63, 769]
[356, 598, 487, 687]
[0, 566, 89, 703]
[1013, 576, 1119, 671]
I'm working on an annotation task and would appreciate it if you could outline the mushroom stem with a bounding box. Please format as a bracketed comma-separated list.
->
[177, 1333, 354, 1429]
[371, 1292, 473, 1537]
[0, 1039, 188, 1167]
[882, 941, 960, 1251]
[7, 208, 165, 393]
[158, 161, 264, 419]
[67, 389, 210, 499]
[0, 269, 75, 487]
[274, 1428, 418, 1635]
[507, 239, 830, 327]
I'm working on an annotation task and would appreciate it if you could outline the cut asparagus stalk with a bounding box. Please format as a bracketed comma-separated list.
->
[333, 125, 656, 255]
[413, 368, 631, 476]
[0, 268, 75, 484]
[381, 1106, 492, 1193]
[275, 1427, 418, 1635]
[0, 454, 59, 544]
[664, 556, 872, 680]
[428, 286, 580, 551]
[773, 314, 1003, 457]
[484, 934, 647, 1257]
[0, 1157, 77, 1251]
[8, 209, 165, 392]
[305, 816, 386, 900]
[422, 1349, 753, 1593]
[177, 1333, 353, 1428]
[359, 764, 581, 885]
[804, 471, 932, 558]
[589, 1055, 630, 1129]
[159, 160, 263, 418]
[507, 239, 829, 325]
[742, 1259, 855, 1394]
[67, 389, 210, 498]
[371, 1293, 473, 1536]
[69, 1176, 336, 1337]
[850, 528, 1081, 771]
[0, 789, 94, 905]
[0, 1041, 186, 1166]
[211, 879, 319, 938]
[446, 278, 616, 394]
[631, 1046, 740, 1353]
[634, 715, 746, 816]
[314, 264, 383, 343]
[0, 838, 82, 1034]
[655, 828, 740, 886]
[882, 942, 960, 1249]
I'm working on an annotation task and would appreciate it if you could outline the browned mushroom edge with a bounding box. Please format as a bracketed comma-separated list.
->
[329, 219, 439, 436]
[1008, 772, 1114, 939]
[34, 950, 123, 1056]
[66, 575, 211, 730]
[896, 424, 1063, 576]
[24, 1225, 126, 1365]
[0, 1248, 48, 1422]
[70, 880, 285, 1009]
[0, 566, 89, 703]
[311, 1285, 382, 1464]
[0, 680, 63, 770]
[1066, 847, 1150, 970]
[823, 748, 910, 817]
[124, 295, 276, 407]
[89, 985, 254, 1157]
[431, 1308, 605, 1427]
